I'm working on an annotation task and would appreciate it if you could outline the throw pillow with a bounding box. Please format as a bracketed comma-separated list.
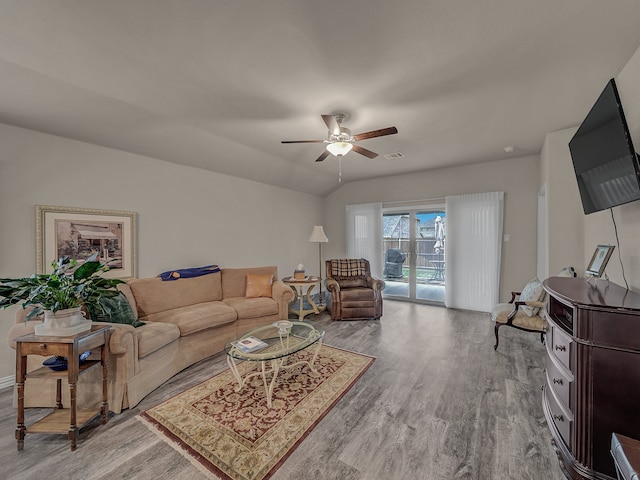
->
[87, 292, 145, 327]
[246, 273, 273, 298]
[519, 278, 545, 317]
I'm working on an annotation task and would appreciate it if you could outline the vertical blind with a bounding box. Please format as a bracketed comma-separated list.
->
[445, 192, 504, 312]
[345, 202, 383, 278]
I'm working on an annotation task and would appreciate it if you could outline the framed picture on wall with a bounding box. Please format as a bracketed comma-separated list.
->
[36, 205, 137, 279]
[586, 244, 615, 278]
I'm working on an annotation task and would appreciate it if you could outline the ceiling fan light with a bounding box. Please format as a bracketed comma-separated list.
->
[326, 141, 353, 157]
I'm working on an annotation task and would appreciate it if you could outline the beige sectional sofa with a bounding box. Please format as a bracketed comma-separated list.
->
[7, 265, 293, 413]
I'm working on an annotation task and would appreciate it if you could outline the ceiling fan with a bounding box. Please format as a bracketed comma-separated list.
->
[281, 113, 398, 162]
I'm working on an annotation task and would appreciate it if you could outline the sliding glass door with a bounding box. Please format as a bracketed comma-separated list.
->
[382, 212, 411, 299]
[382, 208, 446, 304]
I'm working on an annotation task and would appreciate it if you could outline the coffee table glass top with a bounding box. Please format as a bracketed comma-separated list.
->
[225, 320, 325, 362]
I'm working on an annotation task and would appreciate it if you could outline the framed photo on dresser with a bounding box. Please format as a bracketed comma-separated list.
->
[586, 244, 615, 277]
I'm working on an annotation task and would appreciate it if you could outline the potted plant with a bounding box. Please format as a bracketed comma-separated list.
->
[0, 253, 124, 336]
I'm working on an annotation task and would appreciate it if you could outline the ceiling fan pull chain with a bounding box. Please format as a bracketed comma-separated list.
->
[339, 156, 342, 182]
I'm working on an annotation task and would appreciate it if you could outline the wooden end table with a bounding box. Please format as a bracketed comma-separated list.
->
[15, 324, 111, 451]
[282, 276, 321, 320]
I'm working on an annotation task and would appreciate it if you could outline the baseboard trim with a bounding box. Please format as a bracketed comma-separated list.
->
[0, 375, 15, 391]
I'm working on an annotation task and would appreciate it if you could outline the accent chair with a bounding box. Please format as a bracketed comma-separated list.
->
[492, 267, 576, 350]
[325, 258, 385, 321]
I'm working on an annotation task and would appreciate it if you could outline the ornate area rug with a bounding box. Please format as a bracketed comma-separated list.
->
[139, 344, 374, 480]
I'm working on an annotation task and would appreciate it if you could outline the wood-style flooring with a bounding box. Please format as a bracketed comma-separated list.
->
[0, 300, 565, 480]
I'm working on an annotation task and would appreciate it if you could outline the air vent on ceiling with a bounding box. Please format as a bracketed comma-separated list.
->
[384, 152, 405, 159]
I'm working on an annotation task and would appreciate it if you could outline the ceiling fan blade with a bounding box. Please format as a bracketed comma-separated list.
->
[352, 144, 378, 159]
[315, 150, 331, 162]
[353, 126, 398, 141]
[281, 139, 324, 144]
[321, 114, 340, 136]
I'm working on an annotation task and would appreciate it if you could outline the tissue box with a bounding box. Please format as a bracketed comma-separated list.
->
[294, 270, 306, 280]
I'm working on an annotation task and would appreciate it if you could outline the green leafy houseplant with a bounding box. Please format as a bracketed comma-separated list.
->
[0, 253, 124, 321]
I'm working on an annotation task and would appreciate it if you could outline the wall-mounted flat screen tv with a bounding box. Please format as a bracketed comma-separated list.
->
[568, 78, 640, 215]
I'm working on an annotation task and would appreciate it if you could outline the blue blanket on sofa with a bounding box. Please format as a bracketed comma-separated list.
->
[159, 265, 220, 281]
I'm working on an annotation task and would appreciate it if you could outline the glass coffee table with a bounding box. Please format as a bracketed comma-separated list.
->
[224, 320, 325, 407]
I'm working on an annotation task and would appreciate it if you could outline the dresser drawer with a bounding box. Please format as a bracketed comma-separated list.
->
[549, 323, 572, 371]
[546, 353, 572, 409]
[546, 383, 573, 448]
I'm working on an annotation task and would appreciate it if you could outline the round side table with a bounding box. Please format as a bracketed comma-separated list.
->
[282, 276, 321, 320]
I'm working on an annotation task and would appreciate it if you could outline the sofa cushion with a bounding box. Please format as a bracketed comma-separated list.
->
[136, 322, 181, 358]
[141, 301, 237, 336]
[223, 297, 279, 320]
[245, 273, 273, 298]
[129, 273, 223, 317]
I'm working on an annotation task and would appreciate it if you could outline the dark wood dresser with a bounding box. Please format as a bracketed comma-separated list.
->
[542, 277, 640, 479]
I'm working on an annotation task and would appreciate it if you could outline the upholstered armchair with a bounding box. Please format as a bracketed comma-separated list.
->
[492, 284, 547, 351]
[492, 267, 575, 350]
[325, 258, 385, 321]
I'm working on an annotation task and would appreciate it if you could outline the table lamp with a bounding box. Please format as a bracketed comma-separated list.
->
[308, 225, 329, 307]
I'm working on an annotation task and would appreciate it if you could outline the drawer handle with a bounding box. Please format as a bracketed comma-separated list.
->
[39, 344, 47, 350]
[553, 414, 564, 422]
[555, 345, 566, 352]
[553, 378, 563, 385]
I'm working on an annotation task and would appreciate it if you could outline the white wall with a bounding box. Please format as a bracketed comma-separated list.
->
[586, 43, 640, 291]
[541, 43, 640, 292]
[323, 155, 541, 302]
[539, 127, 584, 277]
[0, 123, 324, 380]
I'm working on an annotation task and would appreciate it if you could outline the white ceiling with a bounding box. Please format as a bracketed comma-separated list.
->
[2, 1, 640, 196]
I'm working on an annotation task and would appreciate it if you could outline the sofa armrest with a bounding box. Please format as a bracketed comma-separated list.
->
[272, 280, 294, 320]
[272, 279, 293, 300]
[90, 321, 141, 376]
[89, 321, 139, 413]
[91, 321, 136, 355]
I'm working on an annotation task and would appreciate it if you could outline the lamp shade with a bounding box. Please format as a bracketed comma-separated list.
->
[309, 225, 328, 243]
[326, 141, 353, 157]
